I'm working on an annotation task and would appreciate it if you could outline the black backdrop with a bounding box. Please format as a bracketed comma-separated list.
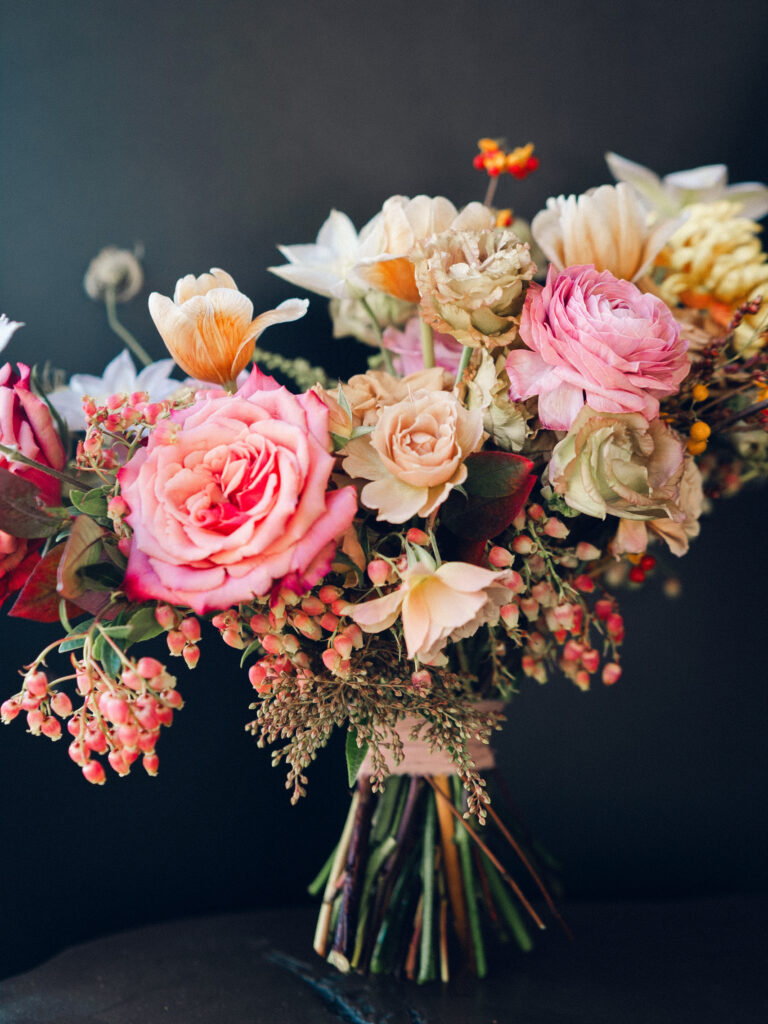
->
[0, 0, 767, 981]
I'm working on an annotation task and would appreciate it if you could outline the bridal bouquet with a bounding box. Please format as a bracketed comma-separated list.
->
[2, 141, 767, 981]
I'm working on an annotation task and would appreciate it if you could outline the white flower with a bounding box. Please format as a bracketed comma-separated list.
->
[606, 152, 768, 221]
[49, 350, 181, 431]
[269, 209, 367, 299]
[0, 315, 23, 354]
[84, 246, 144, 303]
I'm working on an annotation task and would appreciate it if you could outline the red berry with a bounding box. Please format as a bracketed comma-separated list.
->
[628, 566, 645, 584]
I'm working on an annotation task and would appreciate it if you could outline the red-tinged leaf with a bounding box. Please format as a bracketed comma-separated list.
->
[8, 544, 72, 622]
[0, 466, 64, 538]
[57, 516, 105, 601]
[441, 451, 537, 540]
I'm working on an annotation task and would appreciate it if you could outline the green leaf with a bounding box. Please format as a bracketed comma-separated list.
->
[69, 486, 110, 518]
[124, 606, 165, 646]
[345, 727, 369, 788]
[57, 516, 105, 600]
[240, 638, 263, 668]
[58, 618, 95, 652]
[441, 451, 536, 540]
[92, 631, 122, 677]
[0, 466, 66, 538]
[76, 563, 124, 591]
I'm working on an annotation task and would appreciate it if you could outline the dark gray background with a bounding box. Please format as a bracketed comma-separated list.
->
[0, 0, 766, 981]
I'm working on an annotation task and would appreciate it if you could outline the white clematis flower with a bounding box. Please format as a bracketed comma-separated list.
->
[0, 315, 24, 353]
[606, 152, 768, 221]
[49, 350, 182, 431]
[269, 209, 368, 299]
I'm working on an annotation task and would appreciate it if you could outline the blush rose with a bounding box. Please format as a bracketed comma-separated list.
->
[118, 368, 357, 614]
[506, 265, 689, 430]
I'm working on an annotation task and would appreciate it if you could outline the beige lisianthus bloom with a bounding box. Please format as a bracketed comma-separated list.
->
[315, 367, 453, 437]
[656, 201, 768, 350]
[411, 228, 535, 348]
[548, 406, 686, 522]
[612, 456, 703, 557]
[354, 195, 495, 303]
[532, 183, 679, 282]
[348, 562, 517, 664]
[148, 268, 307, 385]
[342, 390, 483, 523]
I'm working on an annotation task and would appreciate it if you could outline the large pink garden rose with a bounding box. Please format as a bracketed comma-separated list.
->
[506, 265, 689, 430]
[119, 368, 357, 614]
[0, 363, 66, 602]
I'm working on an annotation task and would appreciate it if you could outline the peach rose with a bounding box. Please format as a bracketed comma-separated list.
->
[118, 368, 357, 613]
[349, 561, 516, 664]
[342, 390, 483, 523]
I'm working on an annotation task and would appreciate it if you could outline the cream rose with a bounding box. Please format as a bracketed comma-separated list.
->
[548, 406, 686, 523]
[341, 390, 484, 523]
[411, 228, 535, 348]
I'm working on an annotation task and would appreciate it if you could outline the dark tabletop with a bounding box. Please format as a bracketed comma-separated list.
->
[1, 897, 766, 1024]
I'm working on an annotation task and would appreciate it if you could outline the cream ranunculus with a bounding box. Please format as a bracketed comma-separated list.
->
[532, 183, 679, 282]
[348, 562, 516, 664]
[341, 390, 484, 523]
[148, 268, 308, 386]
[354, 195, 495, 303]
[411, 228, 535, 348]
[548, 406, 686, 523]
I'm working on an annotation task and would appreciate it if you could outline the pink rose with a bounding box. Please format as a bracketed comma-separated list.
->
[506, 265, 689, 430]
[118, 368, 357, 614]
[0, 363, 66, 602]
[382, 317, 465, 375]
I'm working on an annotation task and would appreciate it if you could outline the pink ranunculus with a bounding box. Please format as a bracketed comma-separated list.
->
[506, 265, 689, 430]
[118, 368, 357, 614]
[382, 316, 465, 375]
[0, 363, 66, 602]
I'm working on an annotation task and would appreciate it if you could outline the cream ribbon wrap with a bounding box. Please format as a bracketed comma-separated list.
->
[357, 700, 504, 778]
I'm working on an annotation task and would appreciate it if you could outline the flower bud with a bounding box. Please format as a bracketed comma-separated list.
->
[367, 559, 390, 586]
[488, 545, 514, 568]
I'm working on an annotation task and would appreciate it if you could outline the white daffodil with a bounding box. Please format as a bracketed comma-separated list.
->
[606, 151, 768, 221]
[0, 315, 24, 354]
[49, 350, 181, 431]
[269, 209, 368, 299]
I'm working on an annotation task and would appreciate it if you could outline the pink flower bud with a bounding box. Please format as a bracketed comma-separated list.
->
[411, 669, 432, 690]
[500, 603, 520, 629]
[606, 613, 625, 641]
[594, 599, 613, 621]
[0, 698, 21, 723]
[602, 662, 622, 685]
[154, 604, 177, 629]
[50, 692, 73, 717]
[573, 574, 595, 593]
[527, 503, 545, 522]
[511, 509, 527, 531]
[406, 527, 429, 545]
[248, 663, 268, 691]
[488, 545, 513, 568]
[104, 697, 129, 725]
[26, 671, 49, 699]
[117, 724, 139, 749]
[166, 630, 186, 656]
[575, 542, 601, 561]
[182, 644, 200, 669]
[581, 649, 600, 674]
[142, 753, 160, 777]
[320, 612, 339, 632]
[137, 657, 164, 679]
[249, 613, 270, 634]
[26, 709, 44, 734]
[502, 570, 525, 594]
[68, 740, 88, 766]
[519, 597, 540, 621]
[41, 716, 62, 740]
[543, 517, 569, 539]
[261, 634, 283, 655]
[108, 495, 128, 518]
[138, 730, 158, 752]
[318, 585, 341, 604]
[512, 535, 535, 555]
[300, 596, 325, 616]
[563, 639, 584, 662]
[342, 624, 363, 649]
[108, 750, 131, 776]
[367, 559, 390, 586]
[531, 581, 556, 607]
[85, 728, 108, 753]
[163, 689, 183, 709]
[574, 670, 591, 691]
[321, 649, 341, 674]
[117, 536, 131, 557]
[333, 635, 353, 660]
[82, 760, 106, 785]
[21, 693, 42, 711]
[222, 628, 246, 649]
[180, 617, 201, 643]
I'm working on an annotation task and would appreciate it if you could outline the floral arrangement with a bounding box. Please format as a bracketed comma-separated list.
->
[1, 141, 767, 982]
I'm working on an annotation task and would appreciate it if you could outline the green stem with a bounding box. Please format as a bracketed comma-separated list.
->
[0, 443, 84, 490]
[481, 851, 533, 952]
[360, 295, 396, 375]
[104, 287, 153, 367]
[417, 791, 437, 983]
[452, 777, 487, 977]
[420, 320, 435, 369]
[456, 344, 473, 384]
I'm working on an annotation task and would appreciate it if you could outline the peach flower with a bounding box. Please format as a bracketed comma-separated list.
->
[314, 367, 453, 436]
[531, 183, 678, 282]
[118, 368, 357, 614]
[349, 562, 516, 663]
[342, 390, 483, 523]
[148, 268, 307, 386]
[354, 195, 494, 302]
